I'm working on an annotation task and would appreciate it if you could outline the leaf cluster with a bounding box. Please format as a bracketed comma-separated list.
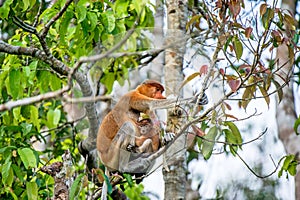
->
[0, 0, 155, 199]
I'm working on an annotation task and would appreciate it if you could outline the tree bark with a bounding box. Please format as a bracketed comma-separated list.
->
[163, 0, 188, 199]
[275, 0, 299, 199]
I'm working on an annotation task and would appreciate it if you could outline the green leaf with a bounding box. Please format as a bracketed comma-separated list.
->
[29, 0, 36, 10]
[2, 160, 14, 186]
[101, 11, 116, 33]
[104, 173, 113, 194]
[224, 129, 234, 143]
[11, 164, 24, 182]
[282, 155, 294, 170]
[26, 181, 38, 200]
[233, 36, 243, 60]
[279, 155, 297, 178]
[288, 161, 297, 176]
[87, 12, 98, 31]
[13, 107, 22, 121]
[30, 105, 40, 131]
[70, 174, 85, 199]
[202, 126, 218, 160]
[59, 10, 74, 45]
[22, 0, 30, 11]
[28, 60, 38, 85]
[18, 148, 37, 169]
[37, 71, 50, 93]
[76, 5, 87, 23]
[278, 168, 283, 178]
[101, 72, 115, 94]
[224, 35, 233, 52]
[114, 0, 129, 18]
[132, 0, 147, 15]
[50, 74, 62, 91]
[224, 129, 238, 156]
[272, 80, 283, 103]
[9, 69, 21, 100]
[224, 121, 242, 146]
[123, 173, 134, 187]
[47, 108, 61, 128]
[294, 116, 300, 135]
[0, 0, 14, 19]
[261, 8, 274, 29]
[52, 108, 61, 125]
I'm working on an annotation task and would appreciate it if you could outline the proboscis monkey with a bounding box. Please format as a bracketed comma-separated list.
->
[96, 80, 208, 173]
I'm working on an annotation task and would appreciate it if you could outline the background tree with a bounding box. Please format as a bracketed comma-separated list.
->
[163, 0, 188, 199]
[275, 0, 300, 198]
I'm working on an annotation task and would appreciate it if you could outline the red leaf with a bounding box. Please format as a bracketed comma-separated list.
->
[245, 27, 253, 39]
[228, 0, 241, 20]
[219, 68, 225, 76]
[192, 125, 205, 137]
[199, 65, 208, 76]
[223, 102, 232, 110]
[228, 79, 241, 92]
[260, 3, 267, 16]
[225, 114, 238, 120]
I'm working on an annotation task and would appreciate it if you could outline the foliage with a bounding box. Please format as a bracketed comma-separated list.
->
[185, 0, 299, 180]
[0, 0, 154, 199]
[0, 0, 299, 199]
[278, 155, 298, 178]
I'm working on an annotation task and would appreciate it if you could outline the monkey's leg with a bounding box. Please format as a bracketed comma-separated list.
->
[101, 122, 153, 173]
[136, 139, 153, 153]
[100, 122, 136, 171]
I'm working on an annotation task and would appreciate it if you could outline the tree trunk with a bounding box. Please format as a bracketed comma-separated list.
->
[163, 0, 188, 199]
[275, 0, 299, 199]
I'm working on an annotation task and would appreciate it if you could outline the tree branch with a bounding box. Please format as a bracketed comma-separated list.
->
[0, 86, 69, 111]
[41, 0, 74, 39]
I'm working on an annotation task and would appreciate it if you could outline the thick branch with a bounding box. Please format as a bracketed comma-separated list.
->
[0, 40, 99, 151]
[0, 40, 70, 75]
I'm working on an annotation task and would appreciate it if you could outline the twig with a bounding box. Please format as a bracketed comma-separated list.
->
[41, 0, 74, 38]
[0, 40, 70, 76]
[194, 128, 268, 146]
[12, 17, 37, 34]
[233, 148, 285, 179]
[63, 94, 112, 104]
[0, 86, 70, 112]
[33, 0, 44, 27]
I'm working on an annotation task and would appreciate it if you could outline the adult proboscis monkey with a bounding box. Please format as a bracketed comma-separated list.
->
[97, 80, 208, 173]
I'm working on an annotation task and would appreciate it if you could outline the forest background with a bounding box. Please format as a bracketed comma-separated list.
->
[0, 0, 299, 199]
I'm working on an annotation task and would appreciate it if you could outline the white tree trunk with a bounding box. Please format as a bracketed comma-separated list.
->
[275, 0, 299, 199]
[163, 0, 188, 199]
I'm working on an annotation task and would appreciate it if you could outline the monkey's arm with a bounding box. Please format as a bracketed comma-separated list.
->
[149, 93, 208, 110]
[98, 122, 136, 171]
[99, 121, 156, 172]
[129, 92, 208, 112]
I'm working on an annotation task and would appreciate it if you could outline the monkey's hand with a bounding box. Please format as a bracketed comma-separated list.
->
[114, 122, 136, 150]
[161, 132, 175, 146]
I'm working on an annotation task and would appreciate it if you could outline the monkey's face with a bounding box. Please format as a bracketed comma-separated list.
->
[152, 87, 166, 99]
[138, 83, 166, 99]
